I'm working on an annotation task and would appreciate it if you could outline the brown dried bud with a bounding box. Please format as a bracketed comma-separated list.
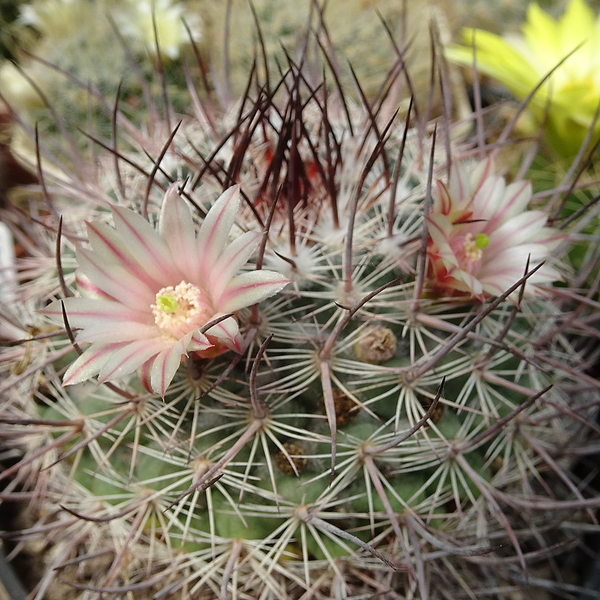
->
[320, 388, 360, 427]
[333, 388, 360, 427]
[274, 442, 308, 476]
[353, 325, 397, 364]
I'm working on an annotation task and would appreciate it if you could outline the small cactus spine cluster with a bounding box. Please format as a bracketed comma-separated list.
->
[1, 14, 600, 600]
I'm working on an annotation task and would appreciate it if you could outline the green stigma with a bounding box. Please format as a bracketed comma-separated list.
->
[474, 233, 490, 250]
[156, 293, 179, 313]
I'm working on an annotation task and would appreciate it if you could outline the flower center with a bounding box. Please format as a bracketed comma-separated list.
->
[457, 233, 489, 271]
[151, 281, 212, 339]
[464, 232, 489, 260]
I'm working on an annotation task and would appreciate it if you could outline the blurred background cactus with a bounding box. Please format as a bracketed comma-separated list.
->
[1, 1, 600, 600]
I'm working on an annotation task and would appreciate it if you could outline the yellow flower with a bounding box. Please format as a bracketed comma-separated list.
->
[447, 0, 600, 160]
[114, 0, 203, 60]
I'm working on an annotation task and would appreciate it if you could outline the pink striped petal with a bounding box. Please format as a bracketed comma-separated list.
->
[486, 211, 549, 254]
[148, 332, 197, 396]
[139, 359, 154, 394]
[482, 273, 532, 296]
[43, 298, 151, 326]
[498, 180, 532, 218]
[426, 213, 453, 238]
[219, 271, 290, 312]
[471, 175, 506, 221]
[220, 330, 243, 353]
[111, 205, 180, 284]
[483, 180, 532, 230]
[204, 315, 242, 352]
[76, 322, 159, 344]
[435, 180, 453, 214]
[76, 248, 156, 308]
[426, 215, 460, 269]
[159, 183, 200, 279]
[481, 244, 549, 277]
[63, 343, 126, 386]
[453, 269, 485, 298]
[208, 231, 261, 298]
[75, 272, 115, 300]
[189, 330, 213, 351]
[196, 186, 240, 280]
[479, 263, 551, 297]
[86, 222, 163, 289]
[469, 158, 495, 198]
[447, 160, 472, 207]
[97, 338, 170, 383]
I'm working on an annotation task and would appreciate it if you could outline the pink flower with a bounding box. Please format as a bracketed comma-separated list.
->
[44, 185, 289, 396]
[425, 159, 562, 301]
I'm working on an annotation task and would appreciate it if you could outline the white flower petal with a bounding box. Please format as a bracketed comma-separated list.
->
[486, 211, 550, 254]
[496, 180, 532, 221]
[453, 269, 485, 297]
[159, 182, 200, 278]
[469, 158, 495, 195]
[481, 244, 549, 278]
[209, 231, 261, 299]
[472, 175, 506, 222]
[189, 330, 213, 351]
[196, 186, 240, 280]
[111, 205, 181, 283]
[220, 270, 289, 313]
[76, 322, 159, 344]
[86, 221, 161, 289]
[434, 180, 453, 214]
[76, 248, 157, 308]
[63, 343, 127, 386]
[426, 215, 460, 269]
[149, 333, 191, 396]
[97, 338, 170, 383]
[75, 272, 116, 300]
[43, 298, 151, 327]
[447, 162, 471, 207]
[204, 315, 242, 352]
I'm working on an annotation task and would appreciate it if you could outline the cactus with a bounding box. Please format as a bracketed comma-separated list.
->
[1, 7, 600, 600]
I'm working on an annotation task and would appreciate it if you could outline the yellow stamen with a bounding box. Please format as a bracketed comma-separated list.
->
[462, 233, 484, 262]
[151, 281, 211, 338]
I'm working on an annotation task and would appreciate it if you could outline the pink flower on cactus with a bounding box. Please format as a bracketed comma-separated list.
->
[44, 185, 289, 395]
[425, 159, 562, 301]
